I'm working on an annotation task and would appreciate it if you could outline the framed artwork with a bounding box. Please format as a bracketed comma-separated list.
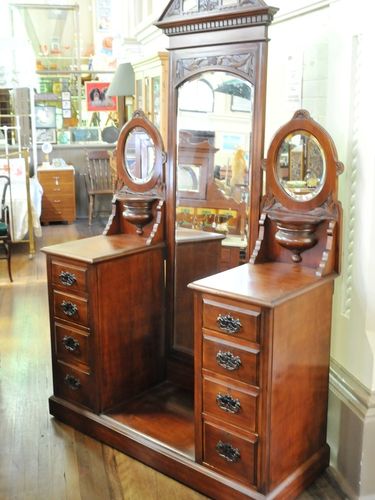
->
[35, 106, 57, 128]
[36, 128, 56, 144]
[85, 81, 117, 112]
[70, 127, 100, 143]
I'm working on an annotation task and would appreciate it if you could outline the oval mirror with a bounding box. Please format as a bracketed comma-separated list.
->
[276, 131, 326, 201]
[124, 126, 156, 184]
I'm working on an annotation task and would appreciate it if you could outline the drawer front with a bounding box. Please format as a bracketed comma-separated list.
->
[41, 180, 73, 193]
[203, 420, 257, 486]
[39, 171, 74, 189]
[203, 297, 260, 343]
[203, 377, 258, 432]
[53, 290, 89, 327]
[54, 361, 97, 411]
[42, 193, 74, 207]
[203, 336, 259, 386]
[41, 207, 75, 222]
[51, 260, 88, 293]
[54, 322, 91, 368]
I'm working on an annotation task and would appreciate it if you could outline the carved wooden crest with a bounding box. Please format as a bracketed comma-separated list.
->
[156, 0, 278, 35]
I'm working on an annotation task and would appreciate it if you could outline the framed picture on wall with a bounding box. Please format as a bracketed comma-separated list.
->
[35, 106, 57, 128]
[36, 128, 56, 144]
[85, 82, 117, 112]
[70, 127, 100, 143]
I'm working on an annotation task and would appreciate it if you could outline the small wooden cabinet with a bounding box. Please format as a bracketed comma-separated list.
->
[38, 166, 76, 224]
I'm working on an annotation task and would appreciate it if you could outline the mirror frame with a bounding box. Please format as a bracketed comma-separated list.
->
[116, 110, 165, 193]
[266, 110, 343, 211]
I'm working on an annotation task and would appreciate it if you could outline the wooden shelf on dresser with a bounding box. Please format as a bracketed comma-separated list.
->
[38, 165, 76, 224]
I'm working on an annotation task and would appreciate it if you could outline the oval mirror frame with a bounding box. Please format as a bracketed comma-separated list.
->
[266, 110, 343, 211]
[117, 110, 166, 193]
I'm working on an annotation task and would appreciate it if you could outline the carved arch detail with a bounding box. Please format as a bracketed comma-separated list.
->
[176, 51, 256, 83]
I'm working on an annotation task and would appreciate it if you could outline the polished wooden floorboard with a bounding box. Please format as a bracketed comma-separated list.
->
[0, 218, 348, 499]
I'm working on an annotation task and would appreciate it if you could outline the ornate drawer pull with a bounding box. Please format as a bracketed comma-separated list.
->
[217, 314, 242, 334]
[216, 441, 241, 463]
[59, 271, 77, 287]
[61, 300, 78, 317]
[216, 350, 242, 371]
[64, 373, 81, 390]
[216, 393, 241, 414]
[62, 335, 80, 353]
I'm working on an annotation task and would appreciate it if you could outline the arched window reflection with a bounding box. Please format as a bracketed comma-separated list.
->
[178, 79, 214, 113]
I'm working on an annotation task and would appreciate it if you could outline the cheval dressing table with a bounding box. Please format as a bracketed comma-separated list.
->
[42, 1, 343, 498]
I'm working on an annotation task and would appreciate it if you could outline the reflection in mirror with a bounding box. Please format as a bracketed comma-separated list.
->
[124, 126, 156, 184]
[174, 71, 254, 354]
[276, 131, 326, 201]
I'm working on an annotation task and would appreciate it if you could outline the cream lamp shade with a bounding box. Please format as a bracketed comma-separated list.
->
[107, 63, 135, 127]
[107, 63, 135, 98]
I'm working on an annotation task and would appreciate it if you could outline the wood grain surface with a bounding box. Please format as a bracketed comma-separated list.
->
[0, 218, 347, 499]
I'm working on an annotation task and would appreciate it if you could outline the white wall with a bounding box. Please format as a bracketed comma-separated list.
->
[267, 0, 375, 392]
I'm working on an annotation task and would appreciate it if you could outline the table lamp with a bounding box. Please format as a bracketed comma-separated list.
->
[107, 62, 135, 127]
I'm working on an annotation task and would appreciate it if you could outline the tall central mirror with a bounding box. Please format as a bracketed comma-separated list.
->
[156, 0, 276, 389]
[174, 71, 254, 356]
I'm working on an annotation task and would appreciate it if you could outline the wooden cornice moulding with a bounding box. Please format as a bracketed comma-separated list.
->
[156, 0, 278, 35]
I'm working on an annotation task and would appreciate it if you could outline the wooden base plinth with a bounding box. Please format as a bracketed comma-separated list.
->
[49, 392, 329, 500]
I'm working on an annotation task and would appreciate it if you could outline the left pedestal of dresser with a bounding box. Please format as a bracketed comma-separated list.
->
[43, 234, 165, 414]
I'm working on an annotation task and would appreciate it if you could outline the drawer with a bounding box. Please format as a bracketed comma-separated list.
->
[41, 208, 75, 222]
[53, 290, 89, 327]
[54, 322, 91, 368]
[42, 179, 73, 191]
[203, 335, 259, 386]
[42, 194, 74, 207]
[51, 259, 88, 293]
[203, 297, 261, 343]
[39, 171, 74, 186]
[54, 360, 97, 411]
[203, 420, 257, 486]
[203, 376, 258, 432]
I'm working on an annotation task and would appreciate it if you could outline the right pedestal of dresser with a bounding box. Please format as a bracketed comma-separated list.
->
[191, 262, 334, 496]
[190, 110, 344, 498]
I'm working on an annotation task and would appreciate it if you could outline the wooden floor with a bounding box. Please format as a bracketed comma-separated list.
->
[0, 218, 349, 500]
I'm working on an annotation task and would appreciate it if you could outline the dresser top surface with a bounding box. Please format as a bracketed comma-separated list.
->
[189, 262, 336, 307]
[42, 234, 162, 263]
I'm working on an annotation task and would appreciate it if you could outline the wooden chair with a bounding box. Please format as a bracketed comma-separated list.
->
[0, 175, 13, 282]
[83, 150, 115, 225]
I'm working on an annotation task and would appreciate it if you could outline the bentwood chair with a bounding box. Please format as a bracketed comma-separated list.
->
[83, 150, 116, 225]
[0, 175, 13, 282]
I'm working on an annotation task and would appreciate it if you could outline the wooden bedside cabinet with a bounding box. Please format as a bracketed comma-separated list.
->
[38, 166, 76, 224]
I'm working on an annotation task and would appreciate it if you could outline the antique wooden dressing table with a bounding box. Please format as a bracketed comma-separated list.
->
[42, 2, 343, 498]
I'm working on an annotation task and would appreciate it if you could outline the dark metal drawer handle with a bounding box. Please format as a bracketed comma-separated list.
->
[64, 374, 81, 390]
[61, 300, 78, 317]
[216, 393, 241, 414]
[62, 335, 80, 353]
[216, 351, 242, 371]
[216, 441, 241, 463]
[217, 314, 242, 334]
[59, 271, 76, 287]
